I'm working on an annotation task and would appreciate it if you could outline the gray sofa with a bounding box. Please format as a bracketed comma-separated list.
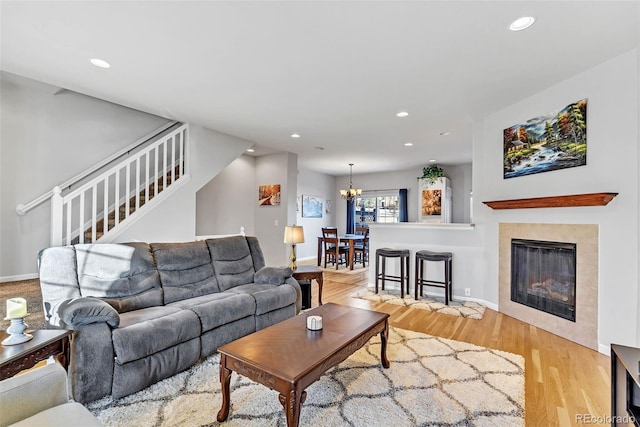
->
[38, 235, 301, 403]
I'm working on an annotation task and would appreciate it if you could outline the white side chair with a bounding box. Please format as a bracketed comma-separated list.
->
[0, 363, 102, 427]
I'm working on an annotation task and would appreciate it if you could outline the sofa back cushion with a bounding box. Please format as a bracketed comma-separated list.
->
[206, 236, 256, 291]
[38, 246, 83, 327]
[75, 243, 163, 313]
[151, 241, 220, 304]
[246, 236, 266, 271]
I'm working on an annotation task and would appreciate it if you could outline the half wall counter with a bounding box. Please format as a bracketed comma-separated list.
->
[366, 223, 488, 305]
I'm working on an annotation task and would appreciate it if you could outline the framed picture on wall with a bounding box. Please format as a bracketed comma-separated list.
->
[258, 184, 281, 206]
[302, 195, 323, 218]
[422, 189, 442, 216]
[503, 98, 587, 179]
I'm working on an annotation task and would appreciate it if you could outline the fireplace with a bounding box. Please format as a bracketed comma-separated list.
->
[511, 239, 577, 321]
[499, 224, 598, 350]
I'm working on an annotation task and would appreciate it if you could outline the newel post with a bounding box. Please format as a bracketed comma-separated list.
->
[50, 186, 63, 246]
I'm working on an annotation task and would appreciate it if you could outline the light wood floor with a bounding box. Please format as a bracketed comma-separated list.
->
[308, 266, 611, 427]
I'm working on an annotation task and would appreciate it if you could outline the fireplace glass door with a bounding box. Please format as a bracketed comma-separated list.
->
[511, 239, 577, 321]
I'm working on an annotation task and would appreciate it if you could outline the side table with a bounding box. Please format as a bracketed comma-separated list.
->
[292, 265, 324, 306]
[0, 329, 72, 380]
[611, 343, 640, 426]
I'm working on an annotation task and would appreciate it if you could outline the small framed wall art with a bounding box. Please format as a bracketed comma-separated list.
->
[302, 195, 323, 218]
[258, 184, 281, 206]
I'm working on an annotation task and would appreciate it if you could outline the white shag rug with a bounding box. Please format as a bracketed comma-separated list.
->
[353, 288, 486, 320]
[87, 327, 523, 426]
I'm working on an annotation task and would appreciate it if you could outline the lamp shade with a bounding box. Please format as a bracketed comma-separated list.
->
[283, 225, 305, 244]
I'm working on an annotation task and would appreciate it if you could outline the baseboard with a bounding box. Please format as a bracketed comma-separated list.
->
[0, 273, 38, 283]
[597, 343, 610, 355]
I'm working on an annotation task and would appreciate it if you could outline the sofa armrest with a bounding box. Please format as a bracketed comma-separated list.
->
[0, 363, 69, 426]
[59, 297, 120, 329]
[284, 276, 302, 314]
[254, 266, 293, 285]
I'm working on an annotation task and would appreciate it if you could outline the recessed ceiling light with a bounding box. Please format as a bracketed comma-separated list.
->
[509, 16, 535, 32]
[290, 133, 300, 138]
[246, 148, 255, 153]
[429, 159, 437, 163]
[89, 58, 111, 68]
[404, 142, 413, 147]
[439, 131, 451, 136]
[396, 111, 409, 118]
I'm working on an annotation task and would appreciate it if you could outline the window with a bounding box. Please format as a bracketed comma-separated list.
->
[355, 193, 400, 226]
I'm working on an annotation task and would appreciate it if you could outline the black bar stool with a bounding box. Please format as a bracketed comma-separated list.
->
[375, 248, 410, 298]
[415, 250, 453, 305]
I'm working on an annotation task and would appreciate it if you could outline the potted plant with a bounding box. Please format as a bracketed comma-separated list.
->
[418, 164, 444, 184]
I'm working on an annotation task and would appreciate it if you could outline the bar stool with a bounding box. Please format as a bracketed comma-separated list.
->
[375, 248, 411, 298]
[415, 250, 453, 305]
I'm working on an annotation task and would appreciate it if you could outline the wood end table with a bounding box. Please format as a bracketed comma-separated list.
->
[292, 265, 324, 306]
[0, 329, 72, 380]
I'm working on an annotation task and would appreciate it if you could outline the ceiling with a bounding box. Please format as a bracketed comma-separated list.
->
[1, 1, 638, 176]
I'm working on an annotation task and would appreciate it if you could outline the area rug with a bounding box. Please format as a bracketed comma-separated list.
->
[87, 327, 524, 426]
[353, 288, 486, 320]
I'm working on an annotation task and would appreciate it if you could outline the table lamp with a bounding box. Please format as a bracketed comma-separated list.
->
[284, 225, 305, 269]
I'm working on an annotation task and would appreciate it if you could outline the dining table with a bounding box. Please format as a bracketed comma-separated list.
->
[316, 234, 365, 270]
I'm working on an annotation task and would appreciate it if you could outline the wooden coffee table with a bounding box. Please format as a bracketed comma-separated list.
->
[217, 303, 390, 427]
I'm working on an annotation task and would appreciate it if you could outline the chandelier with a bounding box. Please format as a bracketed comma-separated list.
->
[340, 163, 362, 201]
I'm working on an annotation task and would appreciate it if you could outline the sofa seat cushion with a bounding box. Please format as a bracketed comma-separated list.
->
[113, 306, 201, 364]
[9, 402, 103, 427]
[167, 293, 256, 332]
[226, 284, 297, 315]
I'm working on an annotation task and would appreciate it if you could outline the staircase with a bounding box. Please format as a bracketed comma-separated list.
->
[72, 165, 182, 244]
[16, 122, 190, 247]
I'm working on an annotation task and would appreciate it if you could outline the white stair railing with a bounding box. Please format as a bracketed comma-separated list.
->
[49, 123, 189, 246]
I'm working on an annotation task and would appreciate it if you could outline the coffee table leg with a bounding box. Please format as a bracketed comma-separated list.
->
[380, 320, 390, 368]
[278, 389, 307, 427]
[217, 355, 232, 422]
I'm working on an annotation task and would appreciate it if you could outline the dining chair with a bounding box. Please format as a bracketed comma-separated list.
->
[322, 227, 349, 269]
[354, 226, 369, 267]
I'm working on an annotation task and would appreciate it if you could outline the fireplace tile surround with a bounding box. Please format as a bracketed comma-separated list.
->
[499, 223, 598, 350]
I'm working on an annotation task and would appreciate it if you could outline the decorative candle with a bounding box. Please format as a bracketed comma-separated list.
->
[6, 298, 27, 319]
[306, 315, 323, 331]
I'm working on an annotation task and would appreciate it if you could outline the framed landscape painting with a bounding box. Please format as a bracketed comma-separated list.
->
[302, 195, 323, 218]
[503, 99, 587, 179]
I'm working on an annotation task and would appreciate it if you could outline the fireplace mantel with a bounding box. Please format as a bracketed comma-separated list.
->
[483, 192, 618, 210]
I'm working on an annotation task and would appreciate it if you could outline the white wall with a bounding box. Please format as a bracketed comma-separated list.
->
[0, 72, 170, 280]
[296, 168, 336, 260]
[334, 164, 473, 234]
[473, 49, 639, 349]
[254, 152, 298, 266]
[196, 155, 256, 236]
[194, 156, 328, 265]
